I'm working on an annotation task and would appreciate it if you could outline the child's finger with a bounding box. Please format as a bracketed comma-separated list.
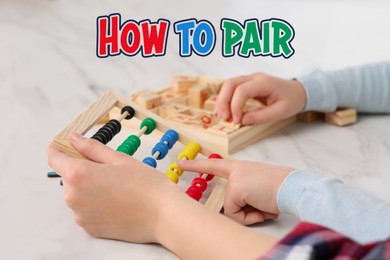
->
[177, 159, 235, 179]
[229, 80, 264, 123]
[241, 102, 286, 125]
[69, 133, 127, 164]
[216, 75, 251, 120]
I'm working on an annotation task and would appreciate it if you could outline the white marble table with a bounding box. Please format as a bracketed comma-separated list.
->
[1, 0, 389, 259]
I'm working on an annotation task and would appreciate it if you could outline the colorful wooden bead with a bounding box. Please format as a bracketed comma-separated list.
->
[208, 153, 222, 159]
[186, 185, 203, 201]
[121, 106, 135, 120]
[117, 135, 141, 155]
[192, 177, 208, 191]
[143, 157, 157, 168]
[161, 129, 179, 148]
[199, 172, 215, 181]
[152, 142, 169, 160]
[91, 119, 122, 144]
[165, 170, 179, 184]
[178, 141, 200, 160]
[140, 118, 156, 135]
[168, 162, 183, 176]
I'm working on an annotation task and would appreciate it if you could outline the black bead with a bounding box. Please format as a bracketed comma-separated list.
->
[106, 122, 119, 136]
[100, 127, 113, 142]
[108, 119, 121, 134]
[121, 106, 135, 120]
[91, 133, 105, 144]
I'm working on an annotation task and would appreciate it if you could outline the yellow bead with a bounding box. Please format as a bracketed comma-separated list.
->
[168, 162, 183, 176]
[178, 141, 200, 160]
[165, 170, 179, 184]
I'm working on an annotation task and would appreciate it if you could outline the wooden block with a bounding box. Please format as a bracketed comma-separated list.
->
[325, 108, 357, 126]
[206, 122, 237, 135]
[197, 76, 224, 94]
[172, 75, 198, 94]
[191, 112, 217, 129]
[204, 95, 218, 111]
[188, 84, 212, 108]
[166, 111, 217, 130]
[167, 113, 193, 124]
[158, 103, 190, 118]
[133, 92, 161, 109]
[218, 118, 241, 130]
[156, 87, 185, 103]
[298, 111, 321, 123]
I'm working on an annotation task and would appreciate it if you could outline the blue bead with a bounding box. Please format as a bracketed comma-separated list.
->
[47, 171, 60, 178]
[143, 157, 157, 168]
[161, 129, 178, 149]
[152, 142, 169, 160]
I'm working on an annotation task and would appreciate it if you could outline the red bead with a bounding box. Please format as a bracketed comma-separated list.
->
[199, 172, 215, 181]
[186, 185, 203, 201]
[192, 177, 208, 191]
[208, 153, 222, 159]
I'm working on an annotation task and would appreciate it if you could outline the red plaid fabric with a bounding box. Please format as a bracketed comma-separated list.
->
[259, 222, 390, 260]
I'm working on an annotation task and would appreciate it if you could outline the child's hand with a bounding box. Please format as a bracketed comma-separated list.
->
[47, 133, 181, 244]
[216, 72, 306, 125]
[178, 159, 294, 225]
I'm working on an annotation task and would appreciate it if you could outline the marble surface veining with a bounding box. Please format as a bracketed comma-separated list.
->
[0, 0, 390, 259]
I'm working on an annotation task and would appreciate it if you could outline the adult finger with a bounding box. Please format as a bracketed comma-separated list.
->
[47, 145, 80, 177]
[216, 75, 251, 120]
[69, 133, 127, 164]
[177, 159, 235, 179]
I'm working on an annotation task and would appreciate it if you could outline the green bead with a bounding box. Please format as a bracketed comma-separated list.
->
[117, 146, 129, 154]
[140, 118, 156, 135]
[126, 135, 141, 148]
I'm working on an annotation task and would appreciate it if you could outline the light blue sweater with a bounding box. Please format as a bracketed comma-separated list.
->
[277, 62, 390, 243]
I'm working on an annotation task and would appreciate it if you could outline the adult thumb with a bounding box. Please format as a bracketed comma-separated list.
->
[69, 133, 124, 164]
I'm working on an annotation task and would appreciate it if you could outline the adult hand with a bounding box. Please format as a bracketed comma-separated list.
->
[48, 133, 180, 243]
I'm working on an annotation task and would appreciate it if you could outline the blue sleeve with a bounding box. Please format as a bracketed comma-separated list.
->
[277, 170, 390, 243]
[296, 61, 390, 113]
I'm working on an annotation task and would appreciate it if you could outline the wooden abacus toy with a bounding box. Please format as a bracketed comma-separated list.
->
[49, 91, 231, 212]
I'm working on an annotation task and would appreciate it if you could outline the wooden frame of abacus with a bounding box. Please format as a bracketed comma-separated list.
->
[50, 91, 231, 212]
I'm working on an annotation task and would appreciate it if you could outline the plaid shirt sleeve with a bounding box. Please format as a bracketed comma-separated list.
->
[259, 222, 390, 260]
